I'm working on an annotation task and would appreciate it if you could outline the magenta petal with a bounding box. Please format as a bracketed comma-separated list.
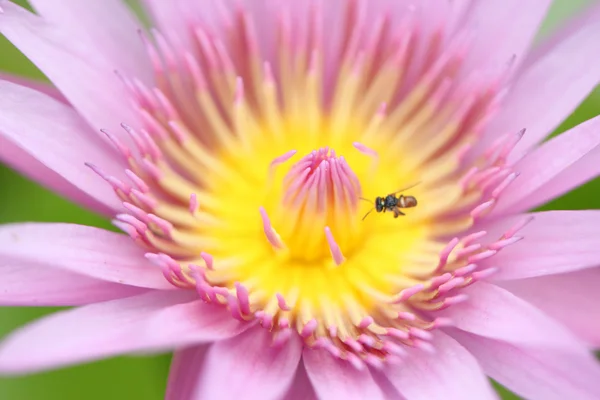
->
[166, 345, 209, 400]
[495, 3, 600, 160]
[140, 0, 195, 50]
[451, 329, 600, 400]
[459, 0, 551, 74]
[0, 223, 172, 290]
[479, 211, 600, 280]
[0, 72, 67, 103]
[281, 361, 318, 400]
[303, 349, 386, 400]
[439, 282, 586, 350]
[0, 291, 246, 374]
[193, 327, 302, 400]
[27, 0, 152, 85]
[384, 332, 497, 400]
[500, 268, 600, 348]
[493, 116, 600, 215]
[0, 80, 126, 215]
[0, 3, 140, 137]
[0, 256, 147, 306]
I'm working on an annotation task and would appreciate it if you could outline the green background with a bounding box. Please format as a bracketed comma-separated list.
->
[0, 1, 597, 398]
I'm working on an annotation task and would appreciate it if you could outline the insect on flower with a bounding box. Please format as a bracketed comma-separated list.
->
[361, 183, 420, 220]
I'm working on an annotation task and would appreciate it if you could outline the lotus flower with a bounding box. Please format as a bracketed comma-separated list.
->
[1, 0, 600, 399]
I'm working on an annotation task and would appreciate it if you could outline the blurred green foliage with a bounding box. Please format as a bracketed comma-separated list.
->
[0, 1, 598, 399]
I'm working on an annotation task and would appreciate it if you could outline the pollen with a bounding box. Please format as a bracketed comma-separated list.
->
[94, 1, 529, 368]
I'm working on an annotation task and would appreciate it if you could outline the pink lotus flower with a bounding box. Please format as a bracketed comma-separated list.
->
[2, 0, 600, 398]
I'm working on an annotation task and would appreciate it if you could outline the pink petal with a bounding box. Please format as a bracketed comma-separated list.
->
[0, 72, 67, 103]
[459, 0, 551, 75]
[0, 291, 246, 374]
[487, 2, 600, 161]
[439, 282, 587, 350]
[303, 349, 386, 400]
[479, 211, 600, 280]
[193, 327, 302, 400]
[281, 361, 318, 400]
[384, 332, 497, 400]
[0, 80, 125, 215]
[500, 268, 600, 348]
[166, 345, 209, 400]
[0, 223, 172, 290]
[493, 115, 600, 215]
[140, 0, 196, 50]
[0, 256, 147, 306]
[451, 329, 600, 400]
[28, 0, 152, 85]
[0, 2, 140, 137]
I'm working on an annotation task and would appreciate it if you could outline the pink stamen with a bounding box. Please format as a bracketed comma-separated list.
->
[454, 243, 482, 259]
[276, 293, 291, 311]
[189, 193, 199, 215]
[428, 273, 452, 290]
[470, 200, 495, 219]
[353, 142, 378, 158]
[121, 123, 150, 156]
[394, 284, 425, 303]
[328, 325, 338, 337]
[454, 263, 478, 277]
[358, 334, 376, 347]
[200, 252, 214, 270]
[344, 338, 364, 353]
[468, 249, 497, 263]
[167, 120, 188, 143]
[324, 227, 345, 266]
[435, 237, 460, 272]
[130, 189, 157, 209]
[492, 172, 519, 199]
[227, 294, 245, 321]
[139, 128, 163, 160]
[386, 328, 410, 340]
[116, 214, 147, 233]
[438, 277, 466, 293]
[147, 214, 173, 237]
[396, 311, 416, 321]
[272, 328, 293, 347]
[141, 159, 164, 180]
[270, 150, 298, 174]
[259, 207, 285, 249]
[343, 354, 363, 371]
[488, 236, 523, 250]
[112, 220, 140, 240]
[125, 169, 150, 192]
[234, 282, 252, 316]
[358, 316, 374, 328]
[409, 327, 433, 341]
[122, 202, 150, 223]
[462, 231, 487, 246]
[301, 319, 318, 338]
[503, 216, 534, 239]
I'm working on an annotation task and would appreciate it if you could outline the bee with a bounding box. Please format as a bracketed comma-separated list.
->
[360, 183, 419, 220]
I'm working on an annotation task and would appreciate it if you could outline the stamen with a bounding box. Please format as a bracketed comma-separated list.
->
[324, 226, 345, 266]
[259, 207, 285, 249]
[189, 193, 199, 215]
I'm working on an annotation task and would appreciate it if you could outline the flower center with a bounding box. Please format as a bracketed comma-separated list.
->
[93, 1, 531, 368]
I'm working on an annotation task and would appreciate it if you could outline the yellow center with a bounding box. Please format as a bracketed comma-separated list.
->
[108, 7, 503, 362]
